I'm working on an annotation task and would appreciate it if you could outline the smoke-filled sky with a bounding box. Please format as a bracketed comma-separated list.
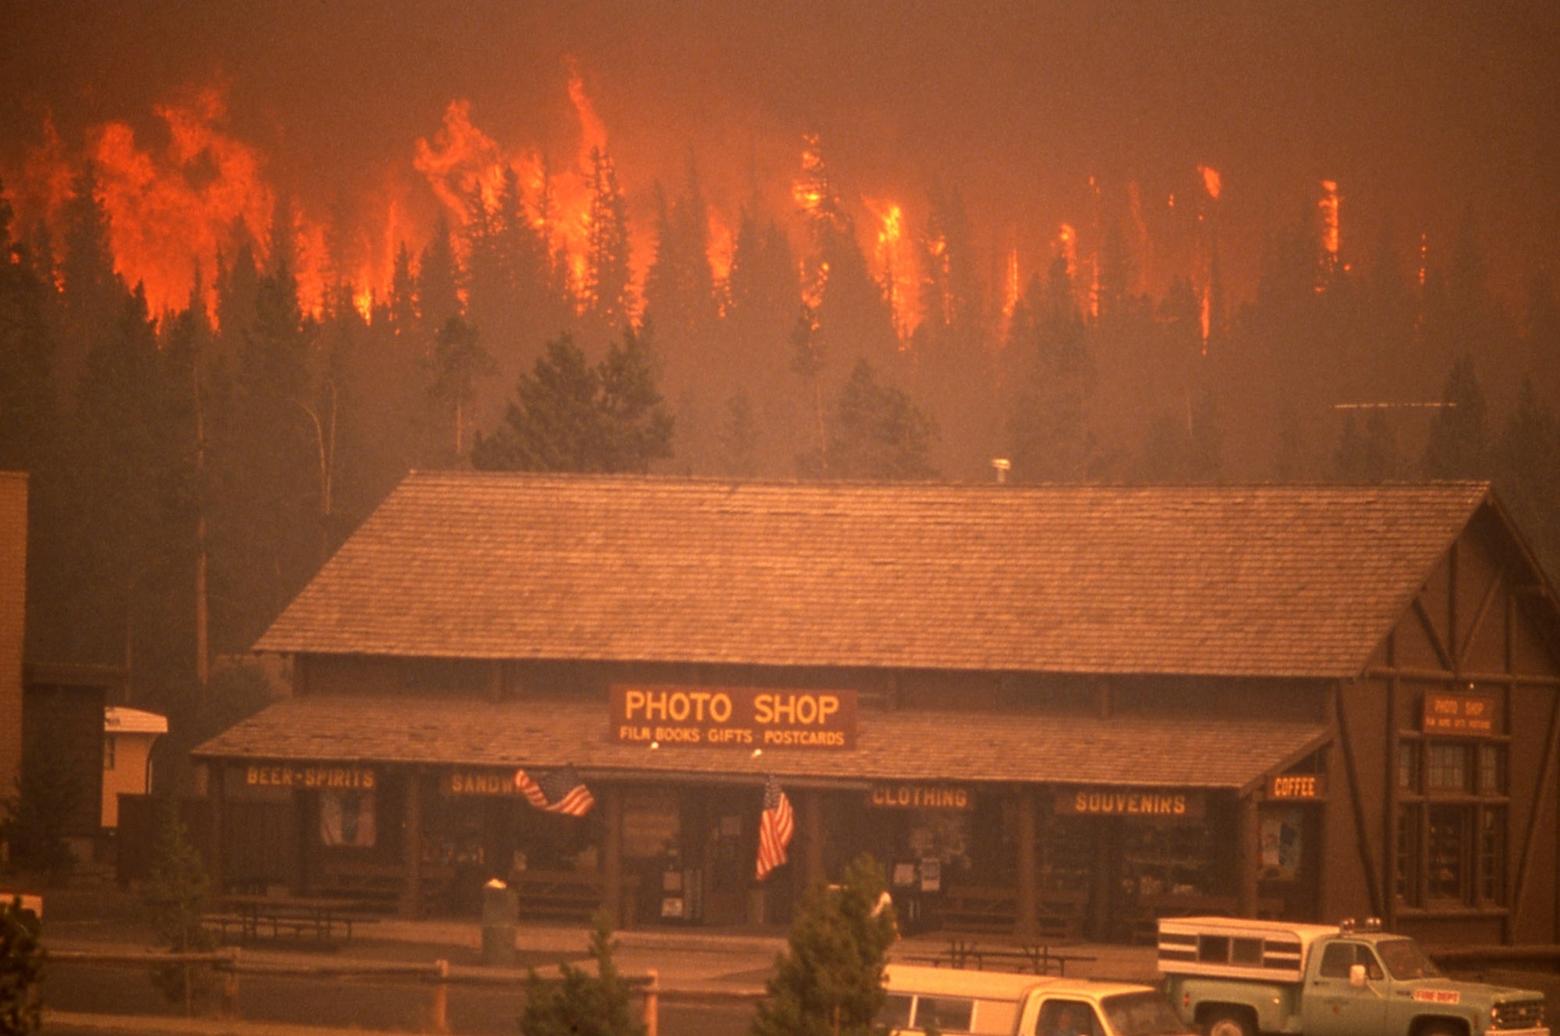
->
[3, 0, 1557, 314]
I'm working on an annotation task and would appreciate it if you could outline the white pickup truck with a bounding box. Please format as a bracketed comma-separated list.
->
[879, 963, 1196, 1036]
[1157, 915, 1549, 1036]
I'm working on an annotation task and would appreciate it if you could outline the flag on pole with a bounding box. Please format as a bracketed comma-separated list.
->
[513, 765, 596, 816]
[756, 774, 794, 881]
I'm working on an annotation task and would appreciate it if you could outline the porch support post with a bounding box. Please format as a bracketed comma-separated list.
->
[603, 785, 625, 928]
[1238, 792, 1260, 918]
[401, 769, 423, 918]
[803, 790, 826, 891]
[208, 763, 226, 895]
[1016, 786, 1037, 939]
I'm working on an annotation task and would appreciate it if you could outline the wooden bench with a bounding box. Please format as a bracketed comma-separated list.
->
[513, 870, 640, 924]
[938, 886, 1019, 935]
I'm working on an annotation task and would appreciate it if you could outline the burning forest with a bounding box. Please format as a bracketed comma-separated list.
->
[1, 3, 1558, 716]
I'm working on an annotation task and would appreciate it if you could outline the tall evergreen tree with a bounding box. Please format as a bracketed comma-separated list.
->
[1331, 410, 1399, 483]
[64, 287, 164, 667]
[416, 213, 462, 337]
[1006, 259, 1094, 482]
[470, 328, 671, 474]
[1494, 377, 1560, 579]
[584, 148, 633, 335]
[1423, 354, 1489, 479]
[426, 316, 494, 463]
[814, 359, 938, 481]
[56, 163, 127, 406]
[216, 224, 322, 647]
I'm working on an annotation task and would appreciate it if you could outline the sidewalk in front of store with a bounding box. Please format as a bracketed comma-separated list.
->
[40, 892, 1162, 1035]
[46, 909, 1162, 987]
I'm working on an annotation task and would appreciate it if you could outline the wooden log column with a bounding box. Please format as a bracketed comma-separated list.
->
[803, 790, 826, 892]
[208, 763, 226, 895]
[602, 785, 625, 928]
[401, 769, 423, 918]
[1016, 787, 1037, 939]
[1237, 792, 1260, 918]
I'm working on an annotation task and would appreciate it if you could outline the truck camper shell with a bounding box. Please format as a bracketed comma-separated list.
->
[1157, 915, 1339, 984]
[880, 963, 1184, 1036]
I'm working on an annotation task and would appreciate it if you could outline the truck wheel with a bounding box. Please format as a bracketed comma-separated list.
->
[1415, 1026, 1465, 1036]
[1203, 1009, 1256, 1036]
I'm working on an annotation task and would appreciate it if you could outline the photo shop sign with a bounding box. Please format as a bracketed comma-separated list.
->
[610, 684, 858, 749]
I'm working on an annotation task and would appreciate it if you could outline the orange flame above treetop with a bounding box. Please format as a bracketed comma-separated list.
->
[1198, 164, 1222, 201]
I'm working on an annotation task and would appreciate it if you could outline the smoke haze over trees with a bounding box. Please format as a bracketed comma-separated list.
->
[1, 4, 1559, 771]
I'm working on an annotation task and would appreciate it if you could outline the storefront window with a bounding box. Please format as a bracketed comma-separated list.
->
[1478, 809, 1504, 903]
[1396, 742, 1418, 792]
[1397, 736, 1507, 910]
[1477, 744, 1505, 796]
[1427, 804, 1469, 902]
[1425, 743, 1469, 792]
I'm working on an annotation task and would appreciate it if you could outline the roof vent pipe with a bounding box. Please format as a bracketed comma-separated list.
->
[991, 457, 1011, 484]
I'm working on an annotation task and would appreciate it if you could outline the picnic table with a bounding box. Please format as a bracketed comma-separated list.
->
[911, 938, 1097, 976]
[209, 894, 371, 944]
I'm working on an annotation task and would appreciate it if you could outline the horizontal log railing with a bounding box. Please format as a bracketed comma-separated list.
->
[47, 947, 765, 1035]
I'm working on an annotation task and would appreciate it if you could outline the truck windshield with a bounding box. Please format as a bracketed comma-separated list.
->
[1376, 938, 1443, 980]
[1102, 992, 1189, 1035]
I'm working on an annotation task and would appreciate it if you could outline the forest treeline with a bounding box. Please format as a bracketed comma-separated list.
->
[1, 153, 1557, 768]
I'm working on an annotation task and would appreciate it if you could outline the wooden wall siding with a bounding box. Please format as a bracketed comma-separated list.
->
[1111, 677, 1327, 723]
[1358, 517, 1560, 945]
[1324, 678, 1386, 925]
[0, 474, 24, 814]
[1510, 681, 1559, 942]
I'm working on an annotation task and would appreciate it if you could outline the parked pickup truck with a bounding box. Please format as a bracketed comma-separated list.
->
[1158, 915, 1549, 1036]
[880, 963, 1196, 1035]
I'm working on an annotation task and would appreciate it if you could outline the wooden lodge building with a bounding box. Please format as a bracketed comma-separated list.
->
[194, 474, 1560, 945]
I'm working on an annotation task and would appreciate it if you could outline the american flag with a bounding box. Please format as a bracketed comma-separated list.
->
[513, 766, 595, 817]
[755, 774, 794, 881]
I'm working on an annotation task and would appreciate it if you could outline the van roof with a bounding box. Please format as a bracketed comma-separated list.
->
[883, 963, 1156, 1001]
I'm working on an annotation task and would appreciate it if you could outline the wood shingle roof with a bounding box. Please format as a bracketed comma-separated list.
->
[194, 695, 1327, 792]
[255, 473, 1494, 678]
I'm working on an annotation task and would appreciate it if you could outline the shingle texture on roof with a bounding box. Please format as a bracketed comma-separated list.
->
[195, 695, 1325, 791]
[255, 473, 1491, 678]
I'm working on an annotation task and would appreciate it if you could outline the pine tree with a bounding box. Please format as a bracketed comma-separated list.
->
[56, 162, 128, 407]
[817, 360, 938, 481]
[65, 287, 165, 664]
[1006, 258, 1094, 482]
[417, 213, 462, 336]
[519, 912, 643, 1036]
[1332, 410, 1399, 484]
[1423, 354, 1489, 479]
[0, 895, 44, 1035]
[716, 391, 761, 478]
[143, 798, 215, 1014]
[750, 854, 896, 1036]
[470, 329, 672, 474]
[584, 148, 633, 335]
[216, 228, 322, 647]
[0, 176, 58, 476]
[427, 316, 494, 462]
[1494, 377, 1560, 579]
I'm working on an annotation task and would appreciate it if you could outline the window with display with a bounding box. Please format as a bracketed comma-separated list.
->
[1396, 733, 1507, 909]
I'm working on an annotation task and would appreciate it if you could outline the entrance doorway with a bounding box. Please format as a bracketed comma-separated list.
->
[690, 786, 758, 926]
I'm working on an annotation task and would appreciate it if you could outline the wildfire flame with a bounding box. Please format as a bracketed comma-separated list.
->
[1055, 223, 1077, 278]
[1319, 178, 1340, 266]
[1198, 164, 1222, 201]
[1001, 246, 1020, 323]
[864, 197, 914, 338]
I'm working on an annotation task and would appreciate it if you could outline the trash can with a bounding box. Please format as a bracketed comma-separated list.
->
[480, 879, 518, 967]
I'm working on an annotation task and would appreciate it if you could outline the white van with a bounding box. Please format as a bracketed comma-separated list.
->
[878, 964, 1194, 1036]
